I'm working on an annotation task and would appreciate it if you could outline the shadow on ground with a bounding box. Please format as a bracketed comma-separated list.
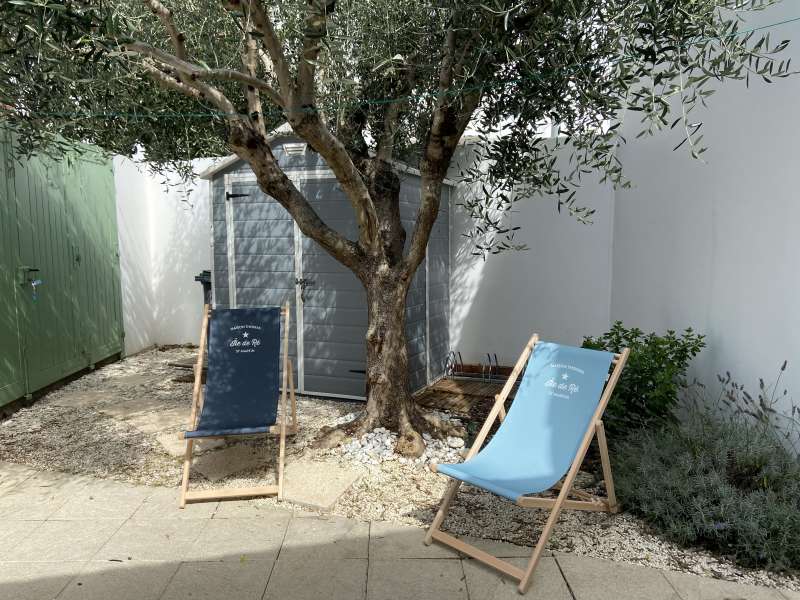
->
[1, 463, 794, 600]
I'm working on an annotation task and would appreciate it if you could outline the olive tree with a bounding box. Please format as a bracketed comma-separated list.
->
[1, 0, 792, 454]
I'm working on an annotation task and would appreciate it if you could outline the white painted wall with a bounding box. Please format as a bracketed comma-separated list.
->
[612, 8, 800, 404]
[448, 5, 800, 408]
[449, 144, 615, 365]
[114, 157, 214, 355]
[114, 156, 157, 356]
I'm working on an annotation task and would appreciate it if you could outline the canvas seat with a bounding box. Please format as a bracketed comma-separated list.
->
[426, 335, 629, 594]
[183, 426, 272, 438]
[178, 303, 298, 507]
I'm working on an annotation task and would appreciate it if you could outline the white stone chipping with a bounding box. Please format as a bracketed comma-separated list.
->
[337, 426, 464, 466]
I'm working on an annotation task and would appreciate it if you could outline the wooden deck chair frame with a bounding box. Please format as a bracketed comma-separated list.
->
[178, 301, 299, 508]
[425, 334, 630, 594]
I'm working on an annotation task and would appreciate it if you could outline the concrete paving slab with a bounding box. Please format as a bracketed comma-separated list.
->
[49, 390, 110, 410]
[97, 397, 168, 419]
[367, 558, 468, 600]
[0, 561, 85, 600]
[15, 470, 93, 491]
[106, 374, 163, 388]
[159, 560, 272, 600]
[121, 407, 188, 434]
[8, 519, 124, 562]
[0, 478, 29, 500]
[131, 487, 219, 520]
[57, 560, 179, 600]
[0, 461, 38, 477]
[664, 570, 786, 600]
[192, 445, 265, 482]
[264, 558, 367, 600]
[0, 489, 69, 520]
[462, 556, 571, 599]
[369, 521, 458, 559]
[557, 554, 682, 600]
[0, 462, 36, 496]
[50, 480, 151, 520]
[0, 520, 44, 548]
[95, 518, 208, 561]
[0, 472, 90, 520]
[283, 459, 362, 512]
[452, 533, 537, 558]
[186, 513, 290, 562]
[281, 514, 369, 561]
[212, 499, 280, 519]
[155, 432, 225, 457]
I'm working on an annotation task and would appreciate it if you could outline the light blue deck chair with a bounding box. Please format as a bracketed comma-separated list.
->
[425, 334, 629, 594]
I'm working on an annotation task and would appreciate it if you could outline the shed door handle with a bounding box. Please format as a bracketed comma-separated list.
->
[17, 266, 39, 286]
[295, 278, 314, 302]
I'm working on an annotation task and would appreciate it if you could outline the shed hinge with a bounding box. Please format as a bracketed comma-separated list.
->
[226, 192, 249, 201]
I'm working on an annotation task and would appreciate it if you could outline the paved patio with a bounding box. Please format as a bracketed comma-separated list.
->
[0, 462, 796, 600]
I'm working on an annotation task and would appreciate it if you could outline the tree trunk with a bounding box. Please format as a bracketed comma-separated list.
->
[360, 270, 425, 456]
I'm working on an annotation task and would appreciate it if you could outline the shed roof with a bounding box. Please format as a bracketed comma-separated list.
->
[199, 126, 457, 186]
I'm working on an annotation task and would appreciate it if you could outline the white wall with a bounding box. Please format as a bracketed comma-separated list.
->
[449, 145, 615, 365]
[612, 8, 800, 404]
[114, 156, 157, 355]
[114, 157, 214, 355]
[449, 5, 800, 407]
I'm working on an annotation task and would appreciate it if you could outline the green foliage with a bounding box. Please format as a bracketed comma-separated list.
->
[0, 0, 795, 246]
[615, 379, 800, 570]
[583, 322, 705, 437]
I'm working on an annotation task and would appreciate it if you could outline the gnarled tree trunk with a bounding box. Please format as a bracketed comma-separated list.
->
[361, 268, 423, 456]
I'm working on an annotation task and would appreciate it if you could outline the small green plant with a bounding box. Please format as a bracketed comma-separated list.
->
[583, 322, 705, 438]
[615, 367, 800, 571]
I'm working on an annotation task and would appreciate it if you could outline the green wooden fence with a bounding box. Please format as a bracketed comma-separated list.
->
[0, 131, 123, 407]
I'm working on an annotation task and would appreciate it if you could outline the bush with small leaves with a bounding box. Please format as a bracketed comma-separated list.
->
[615, 375, 800, 571]
[583, 322, 705, 438]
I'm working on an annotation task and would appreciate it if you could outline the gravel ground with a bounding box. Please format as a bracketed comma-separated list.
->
[0, 348, 797, 592]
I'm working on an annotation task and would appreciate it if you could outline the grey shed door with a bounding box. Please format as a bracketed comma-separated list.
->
[297, 179, 367, 398]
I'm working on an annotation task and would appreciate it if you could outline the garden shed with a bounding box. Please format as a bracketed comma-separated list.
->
[200, 132, 453, 400]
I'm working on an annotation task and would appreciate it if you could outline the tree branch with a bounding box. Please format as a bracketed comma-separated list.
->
[376, 56, 419, 162]
[143, 0, 187, 60]
[284, 0, 380, 253]
[137, 1, 240, 116]
[404, 21, 483, 275]
[125, 41, 283, 108]
[244, 0, 292, 98]
[135, 2, 363, 273]
[242, 24, 268, 138]
[375, 100, 403, 161]
[230, 126, 364, 271]
[140, 62, 202, 100]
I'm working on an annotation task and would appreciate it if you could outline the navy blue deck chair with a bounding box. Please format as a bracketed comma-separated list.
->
[178, 303, 298, 507]
[425, 335, 629, 594]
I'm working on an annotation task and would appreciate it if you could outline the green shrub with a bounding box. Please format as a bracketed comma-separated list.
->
[583, 322, 705, 438]
[615, 380, 800, 571]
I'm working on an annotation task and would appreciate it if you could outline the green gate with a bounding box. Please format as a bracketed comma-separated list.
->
[0, 132, 123, 407]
